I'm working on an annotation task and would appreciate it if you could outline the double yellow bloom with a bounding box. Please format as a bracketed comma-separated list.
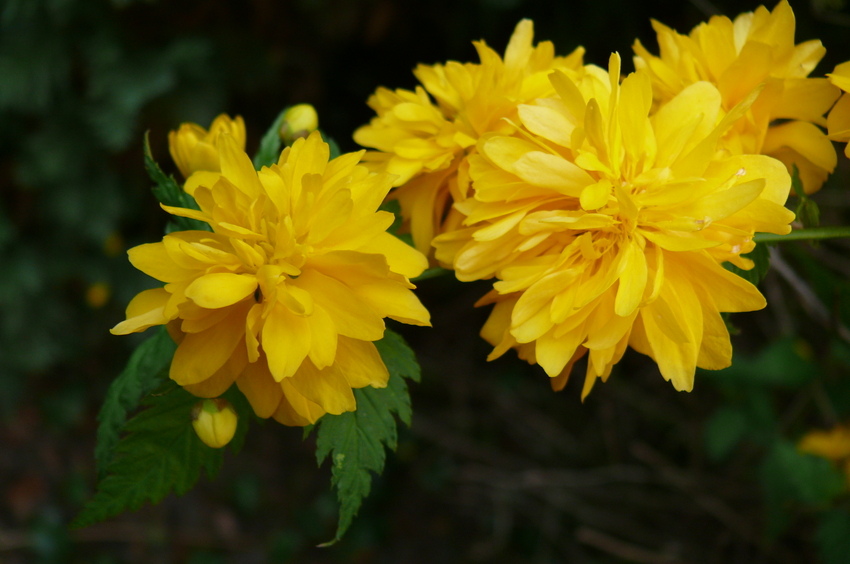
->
[356, 7, 845, 396]
[114, 119, 430, 425]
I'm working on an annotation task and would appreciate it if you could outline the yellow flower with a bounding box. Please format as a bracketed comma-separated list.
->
[353, 20, 585, 255]
[192, 398, 238, 448]
[434, 54, 795, 397]
[799, 424, 850, 485]
[112, 131, 431, 425]
[168, 113, 247, 178]
[827, 61, 850, 159]
[633, 1, 840, 193]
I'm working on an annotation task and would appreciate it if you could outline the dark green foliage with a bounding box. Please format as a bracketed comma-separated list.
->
[817, 509, 850, 564]
[73, 381, 226, 529]
[252, 109, 287, 170]
[144, 134, 210, 233]
[760, 439, 846, 537]
[792, 166, 821, 229]
[314, 329, 419, 543]
[94, 327, 175, 477]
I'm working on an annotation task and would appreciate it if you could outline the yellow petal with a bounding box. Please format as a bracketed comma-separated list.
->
[335, 337, 389, 388]
[238, 360, 284, 418]
[294, 269, 386, 341]
[262, 304, 311, 381]
[287, 360, 356, 415]
[170, 305, 247, 386]
[110, 288, 171, 334]
[185, 273, 257, 309]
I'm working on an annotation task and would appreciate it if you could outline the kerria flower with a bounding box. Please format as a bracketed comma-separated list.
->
[353, 19, 585, 255]
[433, 53, 795, 398]
[169, 113, 247, 178]
[112, 131, 431, 425]
[799, 424, 850, 484]
[633, 1, 840, 193]
[827, 61, 850, 158]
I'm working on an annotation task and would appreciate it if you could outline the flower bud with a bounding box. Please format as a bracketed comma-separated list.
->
[168, 114, 246, 178]
[191, 398, 238, 448]
[279, 104, 319, 145]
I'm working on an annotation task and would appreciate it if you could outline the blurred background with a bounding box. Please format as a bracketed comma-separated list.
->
[2, 0, 850, 562]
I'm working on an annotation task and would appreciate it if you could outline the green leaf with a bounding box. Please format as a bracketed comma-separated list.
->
[95, 327, 175, 477]
[314, 329, 420, 544]
[817, 509, 850, 564]
[724, 242, 770, 286]
[252, 109, 287, 170]
[143, 132, 210, 232]
[73, 381, 225, 529]
[374, 327, 420, 385]
[704, 406, 748, 462]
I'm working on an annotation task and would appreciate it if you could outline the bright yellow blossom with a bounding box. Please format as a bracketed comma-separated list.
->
[827, 61, 850, 159]
[354, 20, 584, 255]
[799, 424, 850, 485]
[434, 53, 795, 397]
[633, 1, 840, 193]
[112, 131, 431, 425]
[169, 113, 247, 178]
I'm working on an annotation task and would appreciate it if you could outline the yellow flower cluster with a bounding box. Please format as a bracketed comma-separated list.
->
[354, 20, 585, 255]
[113, 116, 431, 426]
[356, 6, 846, 397]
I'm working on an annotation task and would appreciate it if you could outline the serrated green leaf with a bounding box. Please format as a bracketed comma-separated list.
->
[724, 242, 770, 286]
[253, 109, 287, 170]
[95, 327, 175, 477]
[143, 132, 210, 232]
[817, 509, 850, 564]
[704, 406, 748, 462]
[73, 381, 225, 529]
[374, 328, 420, 385]
[314, 329, 419, 544]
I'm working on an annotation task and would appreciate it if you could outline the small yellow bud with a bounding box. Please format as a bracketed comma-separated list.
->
[191, 398, 238, 449]
[279, 104, 319, 145]
[168, 114, 246, 178]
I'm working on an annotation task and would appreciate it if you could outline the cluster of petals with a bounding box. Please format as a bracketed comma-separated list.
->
[433, 53, 795, 396]
[168, 113, 247, 178]
[632, 0, 840, 193]
[353, 20, 585, 255]
[112, 129, 431, 425]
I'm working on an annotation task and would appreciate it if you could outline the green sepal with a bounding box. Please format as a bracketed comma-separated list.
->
[143, 132, 210, 232]
[314, 328, 420, 545]
[73, 381, 228, 529]
[95, 326, 175, 477]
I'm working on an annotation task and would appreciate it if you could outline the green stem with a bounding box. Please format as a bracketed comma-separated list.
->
[754, 226, 850, 244]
